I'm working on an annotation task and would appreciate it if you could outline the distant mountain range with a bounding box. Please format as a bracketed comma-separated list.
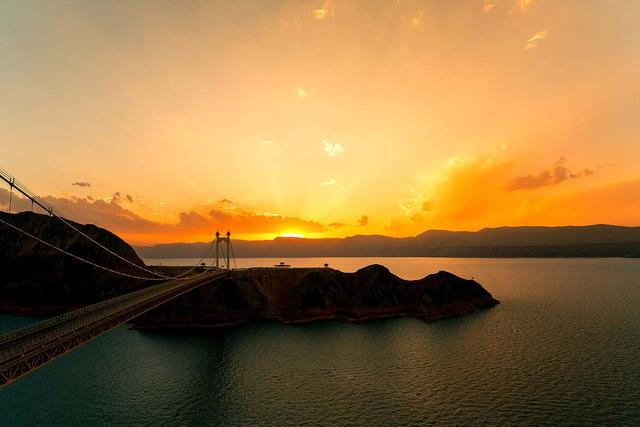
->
[135, 225, 640, 258]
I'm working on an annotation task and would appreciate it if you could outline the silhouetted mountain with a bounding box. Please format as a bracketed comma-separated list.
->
[133, 265, 499, 329]
[0, 211, 150, 309]
[136, 225, 640, 258]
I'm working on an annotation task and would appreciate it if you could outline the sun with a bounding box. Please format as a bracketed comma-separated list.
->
[280, 232, 306, 238]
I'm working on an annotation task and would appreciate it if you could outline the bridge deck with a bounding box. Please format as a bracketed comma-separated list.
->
[0, 271, 226, 388]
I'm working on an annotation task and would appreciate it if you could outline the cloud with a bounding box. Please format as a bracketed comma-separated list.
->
[524, 30, 548, 50]
[358, 215, 368, 226]
[411, 157, 516, 228]
[209, 209, 325, 236]
[320, 178, 337, 186]
[72, 181, 92, 188]
[126, 194, 134, 203]
[313, 0, 334, 20]
[217, 198, 239, 211]
[409, 10, 424, 27]
[0, 189, 326, 245]
[399, 190, 432, 220]
[328, 222, 344, 228]
[508, 158, 595, 190]
[519, 0, 532, 12]
[262, 140, 272, 145]
[398, 154, 614, 231]
[0, 189, 163, 235]
[483, 0, 495, 13]
[323, 139, 344, 157]
[519, 179, 640, 226]
[297, 88, 307, 97]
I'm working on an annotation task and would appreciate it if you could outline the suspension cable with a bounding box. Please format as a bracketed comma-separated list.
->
[0, 167, 169, 277]
[54, 215, 171, 278]
[167, 239, 216, 278]
[0, 166, 217, 280]
[0, 216, 221, 281]
[0, 216, 167, 280]
[229, 239, 238, 269]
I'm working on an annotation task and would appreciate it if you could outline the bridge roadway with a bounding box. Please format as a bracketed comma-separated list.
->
[0, 270, 227, 388]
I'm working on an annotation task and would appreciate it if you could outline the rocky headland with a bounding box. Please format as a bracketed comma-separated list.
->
[133, 265, 499, 329]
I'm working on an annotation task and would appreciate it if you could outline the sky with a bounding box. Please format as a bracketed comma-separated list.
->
[1, 0, 640, 245]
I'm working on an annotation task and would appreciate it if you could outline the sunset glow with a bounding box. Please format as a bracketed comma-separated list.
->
[1, 1, 639, 245]
[280, 233, 306, 239]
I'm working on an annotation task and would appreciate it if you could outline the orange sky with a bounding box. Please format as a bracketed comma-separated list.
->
[1, 0, 640, 245]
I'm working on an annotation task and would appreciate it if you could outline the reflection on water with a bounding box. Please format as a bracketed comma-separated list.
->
[2, 258, 640, 425]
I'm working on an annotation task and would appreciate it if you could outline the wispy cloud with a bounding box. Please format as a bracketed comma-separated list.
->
[320, 178, 337, 186]
[508, 158, 594, 190]
[483, 0, 495, 13]
[0, 189, 326, 244]
[409, 10, 424, 27]
[519, 0, 532, 12]
[323, 139, 344, 157]
[398, 190, 432, 222]
[217, 198, 239, 211]
[313, 0, 334, 20]
[72, 181, 92, 188]
[524, 30, 548, 50]
[111, 192, 121, 204]
[262, 140, 273, 145]
[296, 87, 307, 97]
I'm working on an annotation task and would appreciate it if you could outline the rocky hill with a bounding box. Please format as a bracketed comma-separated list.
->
[133, 265, 499, 329]
[0, 211, 151, 311]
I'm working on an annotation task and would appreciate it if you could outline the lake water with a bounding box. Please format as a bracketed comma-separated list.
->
[1, 258, 640, 425]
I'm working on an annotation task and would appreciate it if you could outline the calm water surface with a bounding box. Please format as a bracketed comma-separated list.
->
[1, 258, 640, 425]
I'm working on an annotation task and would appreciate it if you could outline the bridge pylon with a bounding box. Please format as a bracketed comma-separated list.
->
[215, 230, 233, 270]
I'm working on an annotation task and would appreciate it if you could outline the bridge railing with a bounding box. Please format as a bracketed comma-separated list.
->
[3, 289, 149, 359]
[0, 277, 195, 347]
[0, 273, 223, 363]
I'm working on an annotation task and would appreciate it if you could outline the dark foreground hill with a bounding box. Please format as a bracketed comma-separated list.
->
[134, 265, 499, 329]
[136, 224, 640, 258]
[0, 211, 150, 310]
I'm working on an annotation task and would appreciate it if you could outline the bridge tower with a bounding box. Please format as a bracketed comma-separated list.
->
[215, 230, 232, 270]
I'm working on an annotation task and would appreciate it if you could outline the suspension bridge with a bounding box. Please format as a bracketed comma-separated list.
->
[0, 167, 237, 388]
